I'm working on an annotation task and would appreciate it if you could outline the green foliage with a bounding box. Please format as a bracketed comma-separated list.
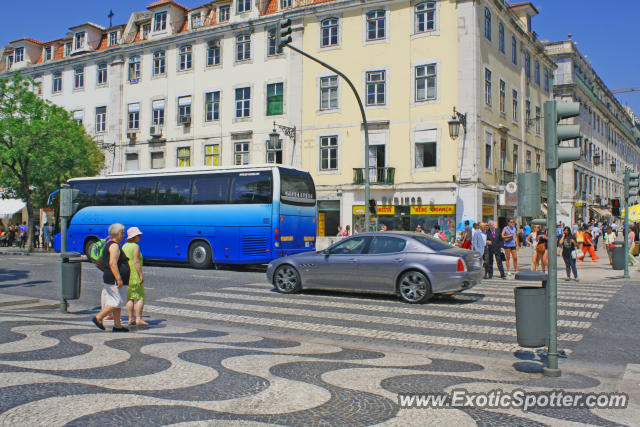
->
[0, 73, 103, 208]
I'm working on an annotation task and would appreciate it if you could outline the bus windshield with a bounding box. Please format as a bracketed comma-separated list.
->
[280, 169, 316, 206]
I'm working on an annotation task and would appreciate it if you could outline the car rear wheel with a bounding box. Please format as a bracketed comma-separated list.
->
[273, 265, 301, 294]
[398, 271, 432, 304]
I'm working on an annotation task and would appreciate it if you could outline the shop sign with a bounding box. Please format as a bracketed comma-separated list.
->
[317, 212, 325, 237]
[575, 202, 583, 207]
[352, 205, 395, 215]
[482, 205, 494, 215]
[410, 205, 456, 215]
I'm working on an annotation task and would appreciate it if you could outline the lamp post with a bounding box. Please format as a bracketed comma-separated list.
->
[448, 107, 467, 140]
[270, 121, 296, 165]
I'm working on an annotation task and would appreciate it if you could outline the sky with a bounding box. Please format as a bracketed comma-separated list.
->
[1, 0, 638, 116]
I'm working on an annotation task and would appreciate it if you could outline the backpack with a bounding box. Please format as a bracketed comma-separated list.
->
[90, 237, 112, 271]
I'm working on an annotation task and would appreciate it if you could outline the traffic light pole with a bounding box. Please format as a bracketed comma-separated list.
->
[624, 171, 630, 279]
[282, 43, 371, 231]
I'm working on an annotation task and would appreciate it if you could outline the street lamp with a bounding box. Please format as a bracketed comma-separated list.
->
[448, 107, 467, 140]
[270, 121, 296, 165]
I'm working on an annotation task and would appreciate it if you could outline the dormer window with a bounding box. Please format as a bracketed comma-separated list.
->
[237, 0, 251, 13]
[219, 5, 230, 22]
[44, 46, 52, 61]
[74, 31, 85, 50]
[13, 47, 24, 63]
[154, 11, 167, 31]
[280, 0, 292, 8]
[142, 23, 151, 39]
[191, 13, 202, 29]
[65, 42, 72, 56]
[109, 31, 119, 46]
[7, 55, 13, 69]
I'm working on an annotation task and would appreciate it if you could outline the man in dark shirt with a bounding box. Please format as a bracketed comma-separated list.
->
[484, 221, 505, 279]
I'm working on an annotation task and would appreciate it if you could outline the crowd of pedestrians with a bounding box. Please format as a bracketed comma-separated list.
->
[0, 222, 54, 249]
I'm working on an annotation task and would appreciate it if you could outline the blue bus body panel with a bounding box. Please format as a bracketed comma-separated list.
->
[278, 202, 316, 255]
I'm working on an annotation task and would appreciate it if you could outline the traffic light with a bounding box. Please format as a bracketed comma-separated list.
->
[625, 172, 640, 199]
[544, 100, 582, 170]
[612, 198, 621, 217]
[277, 18, 292, 48]
[59, 187, 80, 217]
[368, 199, 377, 215]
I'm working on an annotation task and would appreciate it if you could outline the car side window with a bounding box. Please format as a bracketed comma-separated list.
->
[329, 236, 370, 255]
[368, 236, 406, 254]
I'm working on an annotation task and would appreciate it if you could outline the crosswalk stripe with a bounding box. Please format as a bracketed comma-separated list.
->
[479, 281, 621, 293]
[481, 278, 623, 289]
[471, 289, 610, 302]
[208, 288, 599, 318]
[144, 304, 572, 353]
[192, 291, 593, 328]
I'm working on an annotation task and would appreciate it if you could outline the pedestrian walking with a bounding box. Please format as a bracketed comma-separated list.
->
[536, 226, 549, 273]
[91, 223, 130, 332]
[415, 224, 425, 233]
[628, 225, 638, 266]
[460, 220, 472, 250]
[472, 222, 487, 256]
[576, 226, 584, 251]
[578, 225, 599, 262]
[517, 225, 525, 249]
[501, 218, 518, 276]
[592, 223, 601, 251]
[33, 224, 40, 248]
[433, 224, 446, 240]
[7, 225, 15, 247]
[484, 221, 505, 279]
[526, 225, 540, 271]
[336, 225, 343, 237]
[123, 227, 148, 327]
[42, 223, 50, 251]
[18, 222, 27, 248]
[604, 225, 616, 265]
[559, 226, 579, 281]
[344, 225, 351, 236]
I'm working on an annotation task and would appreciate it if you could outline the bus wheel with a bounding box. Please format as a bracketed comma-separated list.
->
[273, 265, 301, 294]
[188, 241, 212, 269]
[84, 238, 98, 257]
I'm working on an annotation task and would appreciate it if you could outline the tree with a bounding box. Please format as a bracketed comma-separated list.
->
[0, 73, 103, 251]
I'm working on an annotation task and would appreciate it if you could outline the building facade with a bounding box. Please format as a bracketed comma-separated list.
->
[544, 38, 640, 224]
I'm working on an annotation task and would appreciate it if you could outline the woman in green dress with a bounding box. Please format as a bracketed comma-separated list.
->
[123, 227, 148, 327]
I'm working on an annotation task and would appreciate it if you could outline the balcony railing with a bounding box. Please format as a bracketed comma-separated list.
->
[500, 170, 515, 186]
[353, 167, 395, 185]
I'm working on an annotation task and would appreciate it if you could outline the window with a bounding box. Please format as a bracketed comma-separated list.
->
[484, 68, 492, 106]
[97, 63, 107, 85]
[499, 79, 505, 114]
[73, 110, 83, 125]
[232, 87, 252, 119]
[266, 137, 282, 164]
[544, 68, 550, 92]
[511, 36, 517, 64]
[484, 8, 492, 40]
[369, 236, 406, 254]
[205, 91, 220, 121]
[65, 42, 72, 56]
[231, 173, 272, 204]
[109, 31, 118, 46]
[234, 142, 250, 165]
[142, 23, 151, 39]
[524, 51, 531, 79]
[267, 83, 283, 115]
[95, 106, 106, 133]
[151, 152, 165, 169]
[329, 236, 370, 255]
[44, 46, 52, 61]
[157, 177, 191, 204]
[123, 178, 157, 205]
[237, 0, 251, 13]
[128, 56, 141, 81]
[6, 55, 13, 69]
[236, 33, 251, 61]
[534, 60, 540, 85]
[415, 64, 436, 101]
[366, 71, 385, 106]
[154, 11, 167, 31]
[177, 147, 191, 167]
[366, 10, 386, 41]
[52, 71, 62, 93]
[512, 144, 518, 174]
[219, 5, 230, 22]
[128, 103, 140, 130]
[268, 28, 283, 56]
[321, 18, 339, 47]
[485, 141, 492, 169]
[153, 50, 166, 75]
[204, 144, 220, 166]
[178, 96, 192, 123]
[415, 129, 437, 168]
[535, 105, 541, 134]
[536, 153, 541, 172]
[320, 76, 338, 110]
[74, 32, 85, 50]
[152, 100, 165, 126]
[320, 135, 338, 170]
[74, 67, 84, 89]
[415, 2, 436, 33]
[207, 40, 221, 66]
[14, 47, 24, 62]
[498, 22, 505, 53]
[191, 12, 202, 29]
[525, 100, 531, 130]
[512, 89, 518, 122]
[280, 0, 292, 8]
[193, 174, 229, 204]
[179, 45, 192, 71]
[125, 153, 139, 171]
[525, 150, 532, 172]
[96, 181, 125, 205]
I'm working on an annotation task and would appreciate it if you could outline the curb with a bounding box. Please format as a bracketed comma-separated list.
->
[0, 250, 60, 257]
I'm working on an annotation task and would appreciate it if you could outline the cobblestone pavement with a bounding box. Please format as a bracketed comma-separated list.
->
[0, 304, 638, 427]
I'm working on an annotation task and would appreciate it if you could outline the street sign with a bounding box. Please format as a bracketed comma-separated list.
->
[506, 182, 517, 193]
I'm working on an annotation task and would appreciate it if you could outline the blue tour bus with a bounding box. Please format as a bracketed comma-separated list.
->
[55, 165, 316, 268]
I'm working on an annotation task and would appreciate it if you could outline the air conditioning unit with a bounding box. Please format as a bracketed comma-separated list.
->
[179, 115, 191, 125]
[126, 131, 137, 140]
[149, 125, 162, 137]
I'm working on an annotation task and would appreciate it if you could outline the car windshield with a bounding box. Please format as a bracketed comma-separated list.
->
[412, 235, 455, 251]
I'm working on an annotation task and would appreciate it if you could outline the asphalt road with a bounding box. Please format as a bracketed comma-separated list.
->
[2, 254, 640, 369]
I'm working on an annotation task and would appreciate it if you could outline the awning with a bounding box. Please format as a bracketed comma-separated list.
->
[541, 202, 570, 217]
[589, 206, 612, 219]
[0, 199, 25, 218]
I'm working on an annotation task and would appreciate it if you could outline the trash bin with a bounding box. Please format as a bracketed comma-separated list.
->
[513, 271, 548, 348]
[61, 252, 82, 300]
[611, 241, 625, 270]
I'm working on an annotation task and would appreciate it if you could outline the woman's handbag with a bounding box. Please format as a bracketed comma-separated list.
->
[571, 249, 580, 259]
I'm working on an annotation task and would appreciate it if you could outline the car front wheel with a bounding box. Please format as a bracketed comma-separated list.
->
[398, 271, 432, 304]
[273, 265, 301, 294]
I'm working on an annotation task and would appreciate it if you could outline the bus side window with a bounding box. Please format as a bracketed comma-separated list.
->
[231, 173, 272, 204]
[157, 177, 192, 205]
[71, 182, 96, 210]
[193, 175, 230, 204]
[96, 181, 126, 206]
[125, 179, 158, 205]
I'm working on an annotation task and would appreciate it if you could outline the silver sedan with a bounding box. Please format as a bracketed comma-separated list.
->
[266, 231, 483, 303]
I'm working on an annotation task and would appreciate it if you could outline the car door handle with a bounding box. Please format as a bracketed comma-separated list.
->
[393, 258, 403, 263]
[349, 258, 358, 262]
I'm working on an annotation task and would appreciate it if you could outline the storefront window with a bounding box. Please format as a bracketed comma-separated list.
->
[317, 200, 340, 237]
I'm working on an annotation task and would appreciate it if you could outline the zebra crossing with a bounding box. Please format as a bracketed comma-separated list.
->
[144, 278, 623, 354]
